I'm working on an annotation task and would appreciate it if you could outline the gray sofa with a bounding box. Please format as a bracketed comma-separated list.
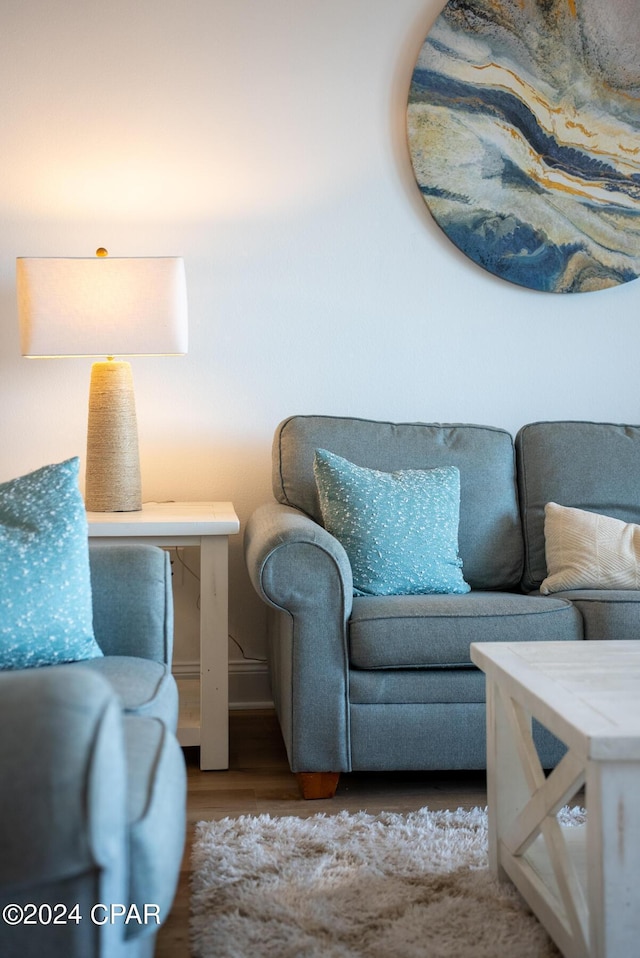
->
[245, 416, 640, 798]
[0, 544, 186, 958]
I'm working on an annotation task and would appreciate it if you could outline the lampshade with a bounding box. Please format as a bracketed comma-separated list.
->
[17, 256, 188, 358]
[16, 253, 188, 513]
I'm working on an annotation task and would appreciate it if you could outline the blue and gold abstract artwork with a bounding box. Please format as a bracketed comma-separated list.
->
[407, 0, 640, 292]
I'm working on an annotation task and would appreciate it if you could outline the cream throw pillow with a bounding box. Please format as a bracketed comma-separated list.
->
[541, 501, 640, 594]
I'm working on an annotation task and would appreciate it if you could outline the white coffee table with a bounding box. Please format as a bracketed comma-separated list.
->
[470, 640, 640, 958]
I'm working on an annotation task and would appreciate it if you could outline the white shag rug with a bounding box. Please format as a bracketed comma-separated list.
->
[190, 805, 585, 958]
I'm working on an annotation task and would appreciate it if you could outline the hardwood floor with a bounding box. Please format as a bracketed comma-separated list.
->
[155, 709, 488, 958]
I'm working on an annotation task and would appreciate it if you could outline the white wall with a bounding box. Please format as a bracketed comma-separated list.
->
[2, 0, 639, 700]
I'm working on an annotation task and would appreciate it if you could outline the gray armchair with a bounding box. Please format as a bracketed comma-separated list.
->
[0, 544, 186, 958]
[245, 416, 580, 798]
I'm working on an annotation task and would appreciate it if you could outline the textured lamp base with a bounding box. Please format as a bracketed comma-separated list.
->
[85, 360, 142, 512]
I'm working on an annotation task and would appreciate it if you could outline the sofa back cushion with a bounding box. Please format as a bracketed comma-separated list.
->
[273, 415, 523, 590]
[516, 421, 640, 592]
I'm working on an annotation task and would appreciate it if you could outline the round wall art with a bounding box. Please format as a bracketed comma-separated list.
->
[406, 0, 640, 293]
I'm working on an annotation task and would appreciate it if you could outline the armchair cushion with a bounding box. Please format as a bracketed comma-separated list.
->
[89, 544, 173, 663]
[314, 448, 469, 596]
[70, 656, 179, 729]
[0, 458, 102, 670]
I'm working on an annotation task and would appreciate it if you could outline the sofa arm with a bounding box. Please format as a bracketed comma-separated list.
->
[244, 502, 354, 772]
[89, 543, 173, 664]
[0, 666, 128, 957]
[245, 502, 354, 611]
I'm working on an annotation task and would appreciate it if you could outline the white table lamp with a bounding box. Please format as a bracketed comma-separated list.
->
[16, 250, 188, 512]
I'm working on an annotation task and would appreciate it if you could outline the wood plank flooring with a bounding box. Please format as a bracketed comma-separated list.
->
[155, 709, 488, 958]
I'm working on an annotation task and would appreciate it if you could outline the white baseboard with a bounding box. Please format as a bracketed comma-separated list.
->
[172, 658, 273, 710]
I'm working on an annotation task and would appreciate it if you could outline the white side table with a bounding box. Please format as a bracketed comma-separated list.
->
[87, 501, 240, 770]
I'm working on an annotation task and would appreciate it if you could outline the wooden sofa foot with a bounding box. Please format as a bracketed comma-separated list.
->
[297, 772, 340, 800]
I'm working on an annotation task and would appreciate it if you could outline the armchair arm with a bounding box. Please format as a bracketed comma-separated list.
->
[89, 543, 173, 664]
[0, 666, 128, 957]
[244, 502, 354, 772]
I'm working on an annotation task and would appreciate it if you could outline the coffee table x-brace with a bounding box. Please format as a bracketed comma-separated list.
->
[471, 640, 640, 958]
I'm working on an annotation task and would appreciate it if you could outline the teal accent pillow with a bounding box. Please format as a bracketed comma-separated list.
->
[0, 457, 103, 669]
[313, 449, 470, 597]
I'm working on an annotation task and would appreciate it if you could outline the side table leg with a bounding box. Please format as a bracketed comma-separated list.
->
[198, 536, 229, 770]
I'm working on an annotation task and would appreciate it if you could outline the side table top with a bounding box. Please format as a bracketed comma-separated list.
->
[87, 500, 239, 536]
[471, 640, 640, 759]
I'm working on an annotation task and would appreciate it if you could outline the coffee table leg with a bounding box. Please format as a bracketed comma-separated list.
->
[587, 760, 640, 958]
[485, 676, 533, 881]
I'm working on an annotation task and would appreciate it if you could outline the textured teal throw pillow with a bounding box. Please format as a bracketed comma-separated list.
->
[313, 449, 470, 596]
[0, 457, 103, 669]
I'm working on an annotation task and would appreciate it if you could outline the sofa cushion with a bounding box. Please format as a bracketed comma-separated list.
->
[516, 421, 640, 592]
[349, 592, 582, 669]
[349, 666, 486, 704]
[123, 715, 186, 940]
[0, 457, 103, 670]
[553, 590, 640, 641]
[274, 416, 524, 590]
[69, 656, 179, 730]
[542, 502, 640, 594]
[313, 449, 469, 596]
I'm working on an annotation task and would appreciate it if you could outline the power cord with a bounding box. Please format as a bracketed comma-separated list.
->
[171, 547, 267, 664]
[229, 633, 267, 664]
